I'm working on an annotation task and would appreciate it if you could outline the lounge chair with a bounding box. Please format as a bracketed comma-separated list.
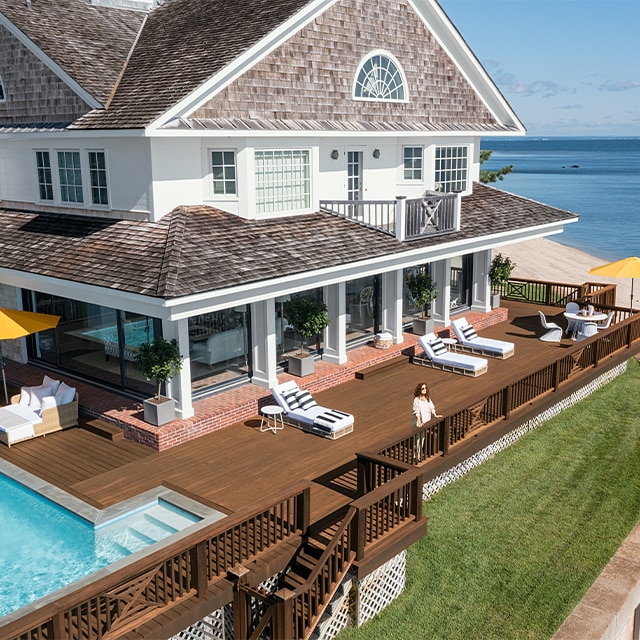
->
[414, 333, 488, 377]
[538, 311, 563, 342]
[451, 317, 515, 359]
[271, 380, 354, 439]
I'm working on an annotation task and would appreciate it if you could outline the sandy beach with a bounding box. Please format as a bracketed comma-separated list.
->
[493, 237, 636, 309]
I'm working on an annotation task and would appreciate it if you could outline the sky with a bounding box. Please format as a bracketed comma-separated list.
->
[437, 0, 640, 137]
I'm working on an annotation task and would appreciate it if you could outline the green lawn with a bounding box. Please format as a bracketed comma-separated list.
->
[338, 358, 640, 640]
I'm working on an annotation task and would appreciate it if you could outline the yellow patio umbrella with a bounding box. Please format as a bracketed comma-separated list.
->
[589, 256, 640, 312]
[0, 308, 61, 404]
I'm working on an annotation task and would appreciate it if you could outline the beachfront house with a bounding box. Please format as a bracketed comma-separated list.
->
[0, 0, 577, 428]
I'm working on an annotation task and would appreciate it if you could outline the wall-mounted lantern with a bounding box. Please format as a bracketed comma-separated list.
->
[330, 149, 339, 160]
[372, 148, 381, 159]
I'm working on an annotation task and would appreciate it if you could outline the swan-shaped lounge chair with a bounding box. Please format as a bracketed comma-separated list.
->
[414, 333, 488, 377]
[538, 311, 563, 342]
[451, 317, 515, 359]
[271, 380, 354, 439]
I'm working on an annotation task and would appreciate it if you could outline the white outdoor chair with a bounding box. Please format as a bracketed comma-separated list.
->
[565, 302, 580, 335]
[576, 321, 598, 342]
[538, 311, 562, 342]
[597, 311, 614, 331]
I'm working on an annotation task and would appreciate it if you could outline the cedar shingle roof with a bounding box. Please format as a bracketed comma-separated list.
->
[71, 0, 313, 129]
[0, 0, 144, 105]
[0, 184, 577, 300]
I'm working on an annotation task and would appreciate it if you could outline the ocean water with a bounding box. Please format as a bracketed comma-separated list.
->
[480, 137, 640, 262]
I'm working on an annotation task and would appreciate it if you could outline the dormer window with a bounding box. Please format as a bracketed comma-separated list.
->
[354, 52, 406, 101]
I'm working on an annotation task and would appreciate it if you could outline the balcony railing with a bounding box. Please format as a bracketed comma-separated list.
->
[320, 191, 460, 241]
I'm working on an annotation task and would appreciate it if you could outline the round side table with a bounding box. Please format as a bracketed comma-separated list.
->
[260, 405, 285, 434]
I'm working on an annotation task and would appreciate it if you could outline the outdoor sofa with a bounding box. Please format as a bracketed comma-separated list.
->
[414, 333, 488, 377]
[451, 317, 515, 359]
[0, 375, 78, 447]
[271, 380, 354, 439]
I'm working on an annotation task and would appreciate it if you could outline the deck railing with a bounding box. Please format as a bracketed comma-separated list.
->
[1, 484, 311, 640]
[320, 191, 459, 242]
[379, 312, 640, 463]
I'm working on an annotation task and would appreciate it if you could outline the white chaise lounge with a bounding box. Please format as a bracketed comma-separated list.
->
[271, 380, 354, 440]
[451, 317, 515, 359]
[414, 333, 488, 377]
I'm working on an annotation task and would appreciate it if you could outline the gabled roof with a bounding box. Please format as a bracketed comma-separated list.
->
[1, 0, 523, 133]
[71, 0, 313, 129]
[0, 185, 576, 300]
[0, 0, 144, 105]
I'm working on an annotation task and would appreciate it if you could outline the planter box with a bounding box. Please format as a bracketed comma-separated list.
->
[413, 318, 434, 336]
[143, 397, 176, 426]
[491, 293, 501, 309]
[288, 353, 315, 377]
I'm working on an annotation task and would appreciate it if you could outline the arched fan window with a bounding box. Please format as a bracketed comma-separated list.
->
[354, 52, 406, 101]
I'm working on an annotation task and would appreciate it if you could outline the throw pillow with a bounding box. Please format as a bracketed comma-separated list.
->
[28, 383, 56, 411]
[295, 390, 317, 411]
[55, 382, 76, 406]
[430, 339, 447, 356]
[19, 386, 33, 406]
[41, 395, 60, 411]
[42, 375, 61, 394]
[282, 390, 300, 411]
[461, 325, 477, 341]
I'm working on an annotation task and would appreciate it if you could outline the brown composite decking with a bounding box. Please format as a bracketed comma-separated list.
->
[0, 301, 629, 525]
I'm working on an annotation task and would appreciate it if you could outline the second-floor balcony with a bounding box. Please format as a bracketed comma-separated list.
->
[320, 190, 461, 241]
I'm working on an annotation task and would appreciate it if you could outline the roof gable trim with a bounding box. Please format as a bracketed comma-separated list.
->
[147, 0, 339, 131]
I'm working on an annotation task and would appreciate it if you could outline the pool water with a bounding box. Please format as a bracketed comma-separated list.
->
[0, 473, 203, 617]
[83, 319, 154, 347]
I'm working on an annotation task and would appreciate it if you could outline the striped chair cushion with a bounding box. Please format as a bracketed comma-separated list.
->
[461, 325, 478, 341]
[283, 390, 300, 410]
[430, 339, 447, 356]
[295, 390, 317, 411]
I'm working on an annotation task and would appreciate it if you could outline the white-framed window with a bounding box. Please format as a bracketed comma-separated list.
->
[88, 150, 109, 206]
[211, 150, 237, 195]
[35, 151, 54, 201]
[0, 76, 5, 102]
[435, 146, 468, 193]
[57, 150, 83, 203]
[254, 149, 310, 214]
[403, 146, 423, 181]
[354, 52, 406, 101]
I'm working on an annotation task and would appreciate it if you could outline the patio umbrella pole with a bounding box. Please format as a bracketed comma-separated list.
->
[0, 345, 7, 405]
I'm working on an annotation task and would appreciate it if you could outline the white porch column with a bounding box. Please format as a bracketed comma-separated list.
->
[431, 259, 451, 328]
[250, 298, 279, 389]
[323, 282, 347, 364]
[471, 249, 492, 312]
[162, 318, 194, 419]
[381, 269, 404, 344]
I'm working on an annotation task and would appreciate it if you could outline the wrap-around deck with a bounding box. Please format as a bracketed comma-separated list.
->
[1, 290, 639, 640]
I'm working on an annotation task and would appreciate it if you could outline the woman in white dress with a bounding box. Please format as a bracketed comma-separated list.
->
[412, 382, 442, 462]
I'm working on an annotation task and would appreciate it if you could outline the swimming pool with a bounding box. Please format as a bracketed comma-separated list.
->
[0, 460, 226, 618]
[83, 319, 155, 347]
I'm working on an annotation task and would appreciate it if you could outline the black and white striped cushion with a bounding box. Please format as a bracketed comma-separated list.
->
[283, 390, 300, 410]
[314, 409, 350, 432]
[430, 339, 447, 356]
[461, 325, 477, 341]
[295, 390, 317, 411]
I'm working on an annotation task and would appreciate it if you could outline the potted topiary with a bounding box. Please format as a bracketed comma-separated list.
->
[136, 337, 184, 426]
[489, 253, 516, 308]
[284, 296, 330, 376]
[406, 269, 439, 335]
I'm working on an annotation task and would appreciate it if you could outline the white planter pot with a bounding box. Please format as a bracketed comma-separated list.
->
[491, 293, 501, 309]
[288, 353, 315, 377]
[412, 318, 434, 336]
[143, 396, 176, 426]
